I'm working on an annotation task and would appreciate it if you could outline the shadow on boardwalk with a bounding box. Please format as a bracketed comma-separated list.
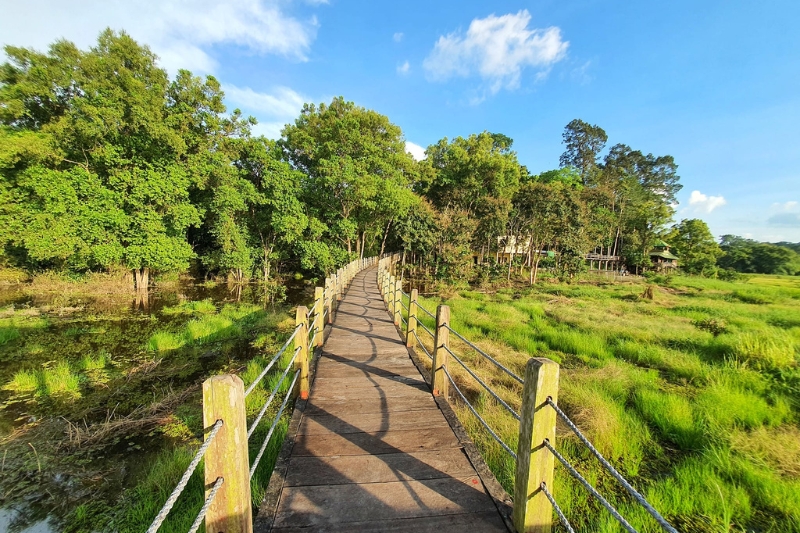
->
[256, 267, 511, 532]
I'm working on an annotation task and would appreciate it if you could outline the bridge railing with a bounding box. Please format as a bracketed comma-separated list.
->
[377, 257, 677, 533]
[146, 256, 378, 533]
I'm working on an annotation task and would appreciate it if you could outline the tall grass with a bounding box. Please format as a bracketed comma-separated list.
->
[413, 272, 800, 531]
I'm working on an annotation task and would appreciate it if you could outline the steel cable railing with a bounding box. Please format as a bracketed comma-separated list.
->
[546, 397, 678, 533]
[244, 324, 301, 398]
[146, 419, 223, 533]
[250, 369, 300, 478]
[543, 439, 637, 533]
[541, 482, 575, 533]
[412, 330, 432, 360]
[187, 476, 223, 533]
[445, 325, 524, 385]
[376, 260, 676, 533]
[247, 346, 301, 438]
[416, 303, 437, 320]
[442, 366, 517, 459]
[417, 320, 435, 339]
[442, 345, 520, 421]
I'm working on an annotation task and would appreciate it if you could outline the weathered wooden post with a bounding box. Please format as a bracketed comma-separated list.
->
[432, 305, 450, 397]
[295, 306, 310, 400]
[513, 358, 559, 533]
[406, 288, 418, 347]
[203, 375, 252, 533]
[313, 287, 324, 348]
[325, 277, 333, 325]
[393, 278, 402, 326]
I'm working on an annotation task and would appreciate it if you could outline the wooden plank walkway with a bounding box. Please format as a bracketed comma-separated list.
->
[262, 267, 510, 532]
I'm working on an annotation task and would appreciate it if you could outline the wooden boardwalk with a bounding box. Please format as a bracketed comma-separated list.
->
[259, 267, 510, 532]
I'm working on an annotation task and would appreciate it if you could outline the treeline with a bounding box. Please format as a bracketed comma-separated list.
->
[0, 31, 684, 288]
[718, 236, 800, 275]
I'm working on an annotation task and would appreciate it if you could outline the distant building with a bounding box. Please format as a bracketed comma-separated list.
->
[649, 240, 678, 270]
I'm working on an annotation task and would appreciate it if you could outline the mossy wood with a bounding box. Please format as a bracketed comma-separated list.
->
[202, 375, 253, 533]
[514, 358, 559, 533]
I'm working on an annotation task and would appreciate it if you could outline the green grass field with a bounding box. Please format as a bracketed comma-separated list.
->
[407, 273, 800, 532]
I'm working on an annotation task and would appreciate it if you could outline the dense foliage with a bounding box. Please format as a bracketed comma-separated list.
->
[1, 31, 795, 289]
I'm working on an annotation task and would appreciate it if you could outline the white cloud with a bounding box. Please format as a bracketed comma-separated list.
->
[688, 190, 727, 213]
[393, 32, 404, 42]
[405, 141, 426, 161]
[423, 10, 568, 93]
[771, 201, 799, 212]
[397, 61, 410, 75]
[0, 0, 319, 75]
[222, 84, 308, 139]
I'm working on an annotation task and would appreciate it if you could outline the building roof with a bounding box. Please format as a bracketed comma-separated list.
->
[649, 250, 679, 260]
[652, 239, 670, 248]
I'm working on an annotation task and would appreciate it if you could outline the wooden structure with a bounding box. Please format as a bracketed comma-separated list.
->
[192, 254, 571, 533]
[649, 239, 678, 270]
[256, 263, 510, 531]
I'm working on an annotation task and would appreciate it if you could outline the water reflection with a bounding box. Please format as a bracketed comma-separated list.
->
[0, 277, 315, 532]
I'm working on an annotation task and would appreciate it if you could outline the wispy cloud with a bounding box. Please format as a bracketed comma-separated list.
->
[397, 60, 410, 75]
[688, 190, 727, 213]
[405, 141, 426, 161]
[767, 213, 800, 227]
[423, 10, 568, 94]
[393, 32, 404, 42]
[771, 200, 798, 212]
[222, 84, 308, 139]
[0, 0, 320, 75]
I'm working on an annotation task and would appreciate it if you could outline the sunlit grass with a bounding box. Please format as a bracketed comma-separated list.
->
[408, 271, 800, 531]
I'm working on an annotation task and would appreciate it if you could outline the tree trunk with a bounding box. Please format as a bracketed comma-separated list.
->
[380, 219, 393, 257]
[134, 267, 150, 291]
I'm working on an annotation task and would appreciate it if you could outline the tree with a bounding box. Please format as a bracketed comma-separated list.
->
[0, 30, 204, 289]
[559, 119, 608, 185]
[666, 219, 722, 275]
[280, 97, 417, 259]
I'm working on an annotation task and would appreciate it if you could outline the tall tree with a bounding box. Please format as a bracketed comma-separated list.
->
[559, 119, 608, 185]
[280, 97, 417, 259]
[0, 30, 204, 289]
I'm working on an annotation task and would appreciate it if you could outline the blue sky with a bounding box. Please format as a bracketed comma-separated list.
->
[2, 0, 799, 241]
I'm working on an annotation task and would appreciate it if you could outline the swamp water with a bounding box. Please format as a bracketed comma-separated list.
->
[0, 280, 312, 532]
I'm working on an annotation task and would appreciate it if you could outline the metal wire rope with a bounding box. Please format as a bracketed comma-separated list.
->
[146, 419, 223, 533]
[441, 345, 520, 421]
[545, 398, 678, 533]
[540, 482, 575, 533]
[187, 476, 224, 533]
[243, 324, 302, 398]
[417, 320, 435, 339]
[442, 366, 517, 460]
[247, 346, 300, 438]
[445, 326, 524, 385]
[416, 303, 437, 320]
[250, 370, 300, 478]
[413, 330, 432, 360]
[542, 439, 637, 533]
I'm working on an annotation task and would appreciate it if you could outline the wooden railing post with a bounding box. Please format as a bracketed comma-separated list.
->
[432, 304, 450, 397]
[393, 278, 402, 326]
[325, 277, 333, 324]
[313, 287, 324, 348]
[203, 375, 252, 533]
[406, 289, 418, 347]
[295, 306, 310, 400]
[513, 358, 559, 533]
